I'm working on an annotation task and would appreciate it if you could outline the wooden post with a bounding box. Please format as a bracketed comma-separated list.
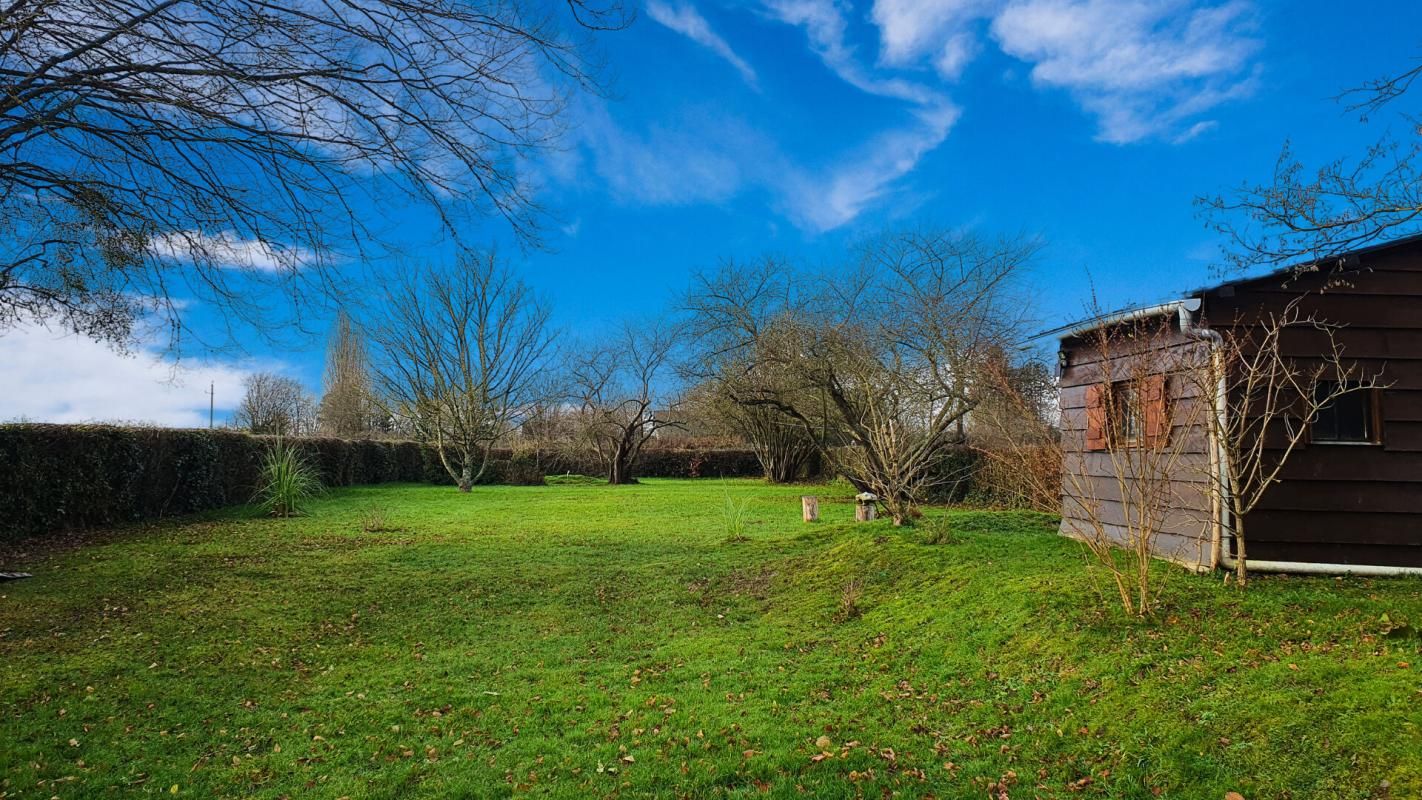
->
[854, 492, 878, 522]
[801, 495, 819, 522]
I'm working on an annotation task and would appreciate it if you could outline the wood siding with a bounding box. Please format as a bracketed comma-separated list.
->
[1057, 324, 1214, 570]
[1200, 245, 1422, 568]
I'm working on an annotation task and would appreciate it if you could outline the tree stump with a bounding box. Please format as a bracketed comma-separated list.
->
[854, 492, 878, 522]
[801, 495, 819, 522]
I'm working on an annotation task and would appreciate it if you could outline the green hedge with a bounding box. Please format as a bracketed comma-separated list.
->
[0, 424, 440, 540]
[529, 447, 766, 480]
[0, 425, 771, 540]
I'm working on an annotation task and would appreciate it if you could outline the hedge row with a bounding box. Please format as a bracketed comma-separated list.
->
[0, 425, 442, 539]
[0, 425, 769, 540]
[525, 447, 765, 480]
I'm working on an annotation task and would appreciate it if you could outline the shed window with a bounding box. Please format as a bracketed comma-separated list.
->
[1311, 381, 1376, 444]
[1084, 375, 1168, 452]
[1112, 382, 1142, 446]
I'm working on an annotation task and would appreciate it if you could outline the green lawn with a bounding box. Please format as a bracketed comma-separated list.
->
[2, 480, 1420, 799]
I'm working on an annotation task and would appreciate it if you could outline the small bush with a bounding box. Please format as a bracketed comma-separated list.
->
[837, 578, 864, 622]
[360, 504, 394, 533]
[256, 438, 322, 517]
[919, 517, 958, 545]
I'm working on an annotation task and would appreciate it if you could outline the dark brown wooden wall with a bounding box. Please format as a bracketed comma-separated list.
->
[1201, 245, 1422, 567]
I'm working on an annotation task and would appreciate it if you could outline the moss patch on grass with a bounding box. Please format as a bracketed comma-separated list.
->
[1, 480, 1419, 799]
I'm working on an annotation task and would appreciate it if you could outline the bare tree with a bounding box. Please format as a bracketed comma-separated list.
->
[968, 356, 1060, 511]
[372, 252, 554, 492]
[0, 0, 627, 351]
[980, 319, 1205, 617]
[687, 231, 1037, 524]
[566, 321, 683, 485]
[1187, 295, 1390, 586]
[234, 372, 315, 436]
[1203, 57, 1422, 272]
[318, 311, 376, 437]
[685, 257, 833, 483]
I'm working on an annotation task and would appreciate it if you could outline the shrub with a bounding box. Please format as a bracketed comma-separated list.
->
[360, 504, 394, 533]
[721, 493, 751, 542]
[256, 438, 323, 517]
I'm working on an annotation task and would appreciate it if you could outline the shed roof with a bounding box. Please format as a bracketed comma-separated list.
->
[1036, 231, 1422, 343]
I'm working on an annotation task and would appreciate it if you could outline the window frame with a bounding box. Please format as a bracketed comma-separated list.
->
[1109, 380, 1144, 449]
[1308, 381, 1382, 446]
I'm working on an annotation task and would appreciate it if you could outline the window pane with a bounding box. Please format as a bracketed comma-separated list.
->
[1313, 381, 1371, 443]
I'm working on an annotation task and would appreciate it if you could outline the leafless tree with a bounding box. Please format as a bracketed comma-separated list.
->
[684, 257, 834, 483]
[566, 320, 683, 485]
[1187, 295, 1390, 586]
[968, 356, 1060, 511]
[371, 252, 555, 491]
[687, 230, 1037, 524]
[234, 372, 315, 435]
[1203, 57, 1422, 272]
[980, 318, 1205, 617]
[0, 0, 627, 351]
[318, 311, 376, 437]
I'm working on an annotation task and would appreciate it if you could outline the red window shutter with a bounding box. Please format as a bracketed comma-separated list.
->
[1143, 374, 1170, 447]
[1085, 384, 1107, 451]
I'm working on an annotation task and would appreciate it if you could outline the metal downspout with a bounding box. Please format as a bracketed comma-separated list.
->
[1175, 302, 1422, 578]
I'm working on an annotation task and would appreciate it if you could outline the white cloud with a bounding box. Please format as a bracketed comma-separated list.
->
[762, 0, 947, 105]
[866, 0, 1259, 142]
[991, 0, 1258, 142]
[0, 320, 275, 427]
[647, 0, 759, 87]
[580, 104, 760, 206]
[152, 230, 316, 272]
[787, 103, 961, 230]
[872, 0, 986, 79]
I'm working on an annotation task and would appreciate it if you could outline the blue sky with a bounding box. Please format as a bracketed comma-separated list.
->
[5, 0, 1421, 425]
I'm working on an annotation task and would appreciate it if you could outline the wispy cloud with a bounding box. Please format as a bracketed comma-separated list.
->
[867, 0, 1259, 143]
[761, 0, 947, 105]
[872, 0, 986, 80]
[647, 0, 759, 87]
[152, 230, 316, 272]
[749, 0, 963, 228]
[991, 0, 1259, 143]
[785, 104, 961, 231]
[580, 103, 765, 206]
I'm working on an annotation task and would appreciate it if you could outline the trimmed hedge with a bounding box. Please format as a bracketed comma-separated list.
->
[0, 425, 770, 540]
[528, 447, 766, 480]
[0, 424, 438, 540]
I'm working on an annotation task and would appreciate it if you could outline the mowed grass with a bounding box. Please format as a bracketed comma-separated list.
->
[2, 480, 1420, 800]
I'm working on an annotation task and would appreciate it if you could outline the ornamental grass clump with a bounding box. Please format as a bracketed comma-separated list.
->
[256, 437, 321, 517]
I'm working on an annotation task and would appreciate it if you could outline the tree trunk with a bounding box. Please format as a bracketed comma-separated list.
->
[1233, 510, 1248, 587]
[608, 440, 638, 485]
[801, 495, 819, 522]
[457, 463, 473, 493]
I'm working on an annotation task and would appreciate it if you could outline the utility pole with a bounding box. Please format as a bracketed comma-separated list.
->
[208, 382, 215, 429]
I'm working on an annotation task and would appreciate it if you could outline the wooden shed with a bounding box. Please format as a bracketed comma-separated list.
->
[1053, 234, 1422, 574]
